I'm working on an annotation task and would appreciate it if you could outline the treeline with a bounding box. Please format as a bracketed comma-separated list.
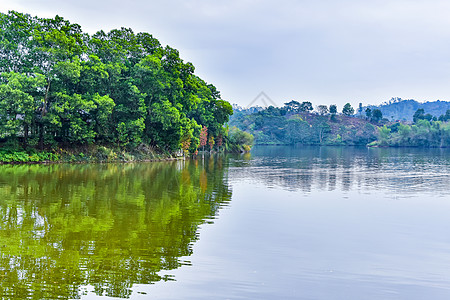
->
[0, 11, 236, 155]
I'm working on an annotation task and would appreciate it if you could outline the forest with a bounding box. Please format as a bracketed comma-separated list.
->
[230, 100, 450, 148]
[0, 11, 250, 162]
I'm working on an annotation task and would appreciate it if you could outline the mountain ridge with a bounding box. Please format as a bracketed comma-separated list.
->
[363, 98, 450, 121]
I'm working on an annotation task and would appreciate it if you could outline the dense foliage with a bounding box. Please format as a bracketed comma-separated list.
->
[226, 126, 254, 152]
[373, 117, 450, 147]
[0, 148, 59, 162]
[0, 11, 233, 154]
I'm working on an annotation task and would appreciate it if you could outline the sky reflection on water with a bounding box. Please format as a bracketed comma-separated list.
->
[147, 146, 450, 300]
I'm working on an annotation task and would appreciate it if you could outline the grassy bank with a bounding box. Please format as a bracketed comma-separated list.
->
[0, 144, 176, 164]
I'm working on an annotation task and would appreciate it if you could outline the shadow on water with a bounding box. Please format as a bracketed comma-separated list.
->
[0, 157, 232, 299]
[228, 145, 450, 196]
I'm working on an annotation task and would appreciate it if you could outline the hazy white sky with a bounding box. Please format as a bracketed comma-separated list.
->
[2, 0, 450, 108]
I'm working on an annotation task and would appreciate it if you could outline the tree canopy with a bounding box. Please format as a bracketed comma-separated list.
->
[0, 11, 233, 153]
[342, 103, 354, 116]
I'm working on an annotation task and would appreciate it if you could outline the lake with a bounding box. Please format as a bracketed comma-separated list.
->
[1, 146, 450, 299]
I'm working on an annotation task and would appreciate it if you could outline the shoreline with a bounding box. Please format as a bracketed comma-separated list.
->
[0, 157, 183, 165]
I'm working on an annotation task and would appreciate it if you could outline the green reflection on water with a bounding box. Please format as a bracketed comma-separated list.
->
[0, 157, 231, 299]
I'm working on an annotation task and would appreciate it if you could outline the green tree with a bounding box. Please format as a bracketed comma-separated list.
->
[316, 121, 330, 143]
[413, 108, 425, 123]
[329, 104, 337, 115]
[0, 72, 45, 145]
[371, 109, 383, 123]
[378, 125, 391, 145]
[398, 123, 412, 143]
[227, 126, 254, 152]
[342, 103, 354, 116]
[365, 107, 372, 119]
[317, 105, 329, 115]
[284, 100, 301, 112]
[300, 101, 313, 113]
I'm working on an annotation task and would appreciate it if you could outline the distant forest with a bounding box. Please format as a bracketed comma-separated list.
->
[230, 99, 450, 147]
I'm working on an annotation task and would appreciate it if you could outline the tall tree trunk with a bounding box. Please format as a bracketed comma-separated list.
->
[42, 79, 51, 117]
[24, 123, 28, 146]
[38, 122, 44, 150]
[39, 79, 51, 150]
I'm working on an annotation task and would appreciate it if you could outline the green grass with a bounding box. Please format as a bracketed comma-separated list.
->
[0, 149, 60, 163]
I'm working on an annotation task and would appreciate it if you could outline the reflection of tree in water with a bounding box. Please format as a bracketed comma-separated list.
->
[229, 146, 450, 195]
[0, 158, 231, 299]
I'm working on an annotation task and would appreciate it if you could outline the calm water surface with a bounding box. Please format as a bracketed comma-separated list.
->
[1, 146, 450, 299]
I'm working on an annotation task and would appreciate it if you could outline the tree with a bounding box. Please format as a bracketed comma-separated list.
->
[378, 125, 391, 145]
[284, 100, 300, 112]
[199, 126, 208, 152]
[413, 108, 425, 123]
[398, 123, 411, 143]
[342, 103, 354, 116]
[216, 134, 223, 151]
[208, 135, 215, 151]
[329, 104, 337, 115]
[227, 126, 254, 152]
[424, 113, 433, 121]
[180, 134, 191, 156]
[317, 105, 329, 115]
[0, 72, 46, 145]
[371, 109, 383, 123]
[316, 121, 330, 143]
[365, 107, 372, 119]
[300, 101, 313, 113]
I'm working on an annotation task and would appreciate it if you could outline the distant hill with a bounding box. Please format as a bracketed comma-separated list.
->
[229, 107, 378, 146]
[365, 98, 450, 121]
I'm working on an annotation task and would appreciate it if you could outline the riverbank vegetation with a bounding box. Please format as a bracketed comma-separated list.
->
[0, 11, 252, 163]
[371, 111, 450, 147]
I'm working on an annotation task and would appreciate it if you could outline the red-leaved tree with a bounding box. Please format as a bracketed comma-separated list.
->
[199, 126, 208, 152]
[217, 134, 223, 151]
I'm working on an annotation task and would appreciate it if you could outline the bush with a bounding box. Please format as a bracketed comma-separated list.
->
[0, 149, 60, 163]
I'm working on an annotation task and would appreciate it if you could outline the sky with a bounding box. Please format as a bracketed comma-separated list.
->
[1, 0, 450, 109]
